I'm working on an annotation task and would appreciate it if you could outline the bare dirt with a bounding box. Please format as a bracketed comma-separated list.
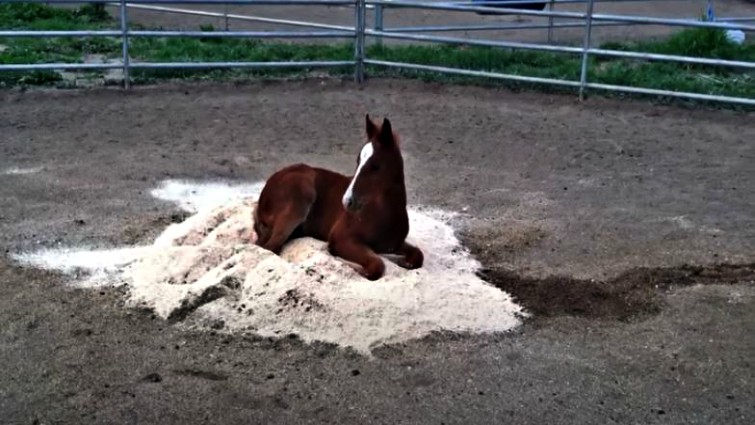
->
[1, 79, 754, 424]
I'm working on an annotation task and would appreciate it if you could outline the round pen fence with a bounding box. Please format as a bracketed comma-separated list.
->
[1, 0, 753, 105]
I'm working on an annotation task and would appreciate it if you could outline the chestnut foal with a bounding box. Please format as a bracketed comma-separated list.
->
[253, 115, 423, 280]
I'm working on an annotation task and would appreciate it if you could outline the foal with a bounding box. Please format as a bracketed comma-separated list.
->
[253, 115, 423, 281]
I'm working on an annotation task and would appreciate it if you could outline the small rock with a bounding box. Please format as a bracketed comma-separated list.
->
[350, 369, 360, 376]
[266, 373, 275, 380]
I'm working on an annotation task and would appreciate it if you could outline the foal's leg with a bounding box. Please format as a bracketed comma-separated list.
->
[253, 211, 271, 247]
[258, 183, 316, 254]
[394, 241, 424, 270]
[329, 239, 386, 281]
[260, 203, 312, 254]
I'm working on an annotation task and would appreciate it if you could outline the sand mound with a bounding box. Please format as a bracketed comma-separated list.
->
[13, 180, 525, 354]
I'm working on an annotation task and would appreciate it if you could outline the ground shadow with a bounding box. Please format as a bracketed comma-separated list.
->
[477, 263, 755, 321]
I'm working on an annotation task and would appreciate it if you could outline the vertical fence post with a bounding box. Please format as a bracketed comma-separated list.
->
[578, 0, 595, 101]
[354, 0, 366, 84]
[119, 0, 131, 89]
[547, 0, 555, 44]
[224, 3, 230, 31]
[374, 3, 384, 46]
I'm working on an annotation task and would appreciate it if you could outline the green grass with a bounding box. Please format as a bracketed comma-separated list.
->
[0, 2, 111, 30]
[594, 27, 755, 100]
[0, 2, 117, 85]
[602, 27, 755, 63]
[128, 34, 354, 80]
[1, 3, 753, 105]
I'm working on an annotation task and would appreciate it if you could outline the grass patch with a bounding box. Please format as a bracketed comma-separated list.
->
[128, 33, 354, 81]
[0, 2, 111, 30]
[0, 2, 117, 85]
[1, 3, 753, 106]
[601, 27, 755, 63]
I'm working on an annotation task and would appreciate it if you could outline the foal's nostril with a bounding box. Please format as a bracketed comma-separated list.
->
[345, 197, 359, 211]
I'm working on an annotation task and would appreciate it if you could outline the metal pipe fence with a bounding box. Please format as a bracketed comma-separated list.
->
[0, 0, 359, 84]
[0, 0, 753, 106]
[115, 2, 355, 32]
[365, 0, 754, 105]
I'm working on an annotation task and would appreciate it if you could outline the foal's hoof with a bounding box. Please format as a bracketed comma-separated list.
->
[360, 270, 384, 281]
[398, 249, 424, 270]
[398, 258, 422, 270]
[359, 261, 386, 281]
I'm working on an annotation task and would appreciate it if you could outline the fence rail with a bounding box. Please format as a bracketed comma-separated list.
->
[0, 0, 753, 105]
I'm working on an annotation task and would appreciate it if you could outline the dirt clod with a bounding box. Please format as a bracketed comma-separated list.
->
[142, 373, 163, 383]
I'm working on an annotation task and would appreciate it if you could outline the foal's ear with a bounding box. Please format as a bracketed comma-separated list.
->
[366, 114, 379, 140]
[378, 118, 395, 146]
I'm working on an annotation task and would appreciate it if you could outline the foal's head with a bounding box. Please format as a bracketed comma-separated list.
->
[342, 115, 405, 211]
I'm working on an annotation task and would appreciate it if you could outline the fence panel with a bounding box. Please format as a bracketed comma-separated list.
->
[0, 0, 360, 85]
[365, 0, 755, 106]
[0, 0, 753, 105]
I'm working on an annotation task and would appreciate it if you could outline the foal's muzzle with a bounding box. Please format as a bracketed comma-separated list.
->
[343, 196, 361, 211]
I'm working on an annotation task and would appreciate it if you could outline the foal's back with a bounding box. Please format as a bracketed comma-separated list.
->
[254, 163, 349, 247]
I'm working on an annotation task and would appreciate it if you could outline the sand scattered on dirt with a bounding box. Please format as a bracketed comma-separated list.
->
[12, 179, 525, 354]
[150, 179, 266, 213]
[2, 166, 43, 175]
[11, 246, 145, 283]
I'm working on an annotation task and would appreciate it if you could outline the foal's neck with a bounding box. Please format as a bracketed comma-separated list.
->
[383, 176, 408, 212]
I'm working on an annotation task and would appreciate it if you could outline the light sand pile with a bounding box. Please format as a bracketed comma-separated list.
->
[13, 180, 525, 354]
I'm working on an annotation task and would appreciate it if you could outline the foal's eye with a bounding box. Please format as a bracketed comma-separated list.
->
[369, 163, 380, 172]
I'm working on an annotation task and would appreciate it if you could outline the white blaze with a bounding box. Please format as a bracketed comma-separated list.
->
[342, 142, 374, 208]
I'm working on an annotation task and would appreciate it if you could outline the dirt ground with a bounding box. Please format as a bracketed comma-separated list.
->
[103, 0, 755, 46]
[1, 79, 754, 424]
